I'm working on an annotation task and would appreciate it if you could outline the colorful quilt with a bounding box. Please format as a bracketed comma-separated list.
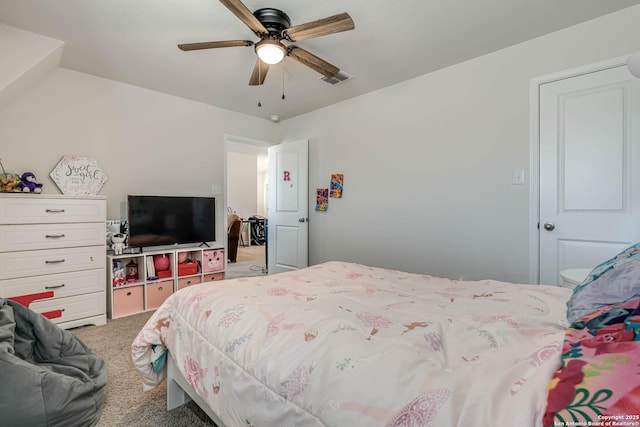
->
[567, 244, 640, 323]
[132, 261, 571, 427]
[544, 296, 640, 426]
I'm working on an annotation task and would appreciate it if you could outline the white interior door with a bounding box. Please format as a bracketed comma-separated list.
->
[539, 64, 640, 285]
[267, 140, 309, 274]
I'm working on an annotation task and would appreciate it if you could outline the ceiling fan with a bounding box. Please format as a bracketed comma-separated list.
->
[178, 0, 354, 86]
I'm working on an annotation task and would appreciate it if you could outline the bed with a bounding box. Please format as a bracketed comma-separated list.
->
[132, 258, 640, 427]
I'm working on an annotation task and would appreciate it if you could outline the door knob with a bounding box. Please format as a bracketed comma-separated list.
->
[543, 222, 555, 231]
[298, 217, 306, 223]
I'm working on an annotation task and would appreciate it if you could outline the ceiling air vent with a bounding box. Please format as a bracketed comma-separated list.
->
[319, 71, 353, 85]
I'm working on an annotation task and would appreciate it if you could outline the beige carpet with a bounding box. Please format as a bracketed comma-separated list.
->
[69, 247, 266, 425]
[71, 312, 215, 426]
[225, 244, 267, 279]
[236, 244, 266, 263]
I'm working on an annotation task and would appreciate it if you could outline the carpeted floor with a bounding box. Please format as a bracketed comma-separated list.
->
[225, 244, 267, 279]
[70, 248, 267, 426]
[71, 311, 216, 426]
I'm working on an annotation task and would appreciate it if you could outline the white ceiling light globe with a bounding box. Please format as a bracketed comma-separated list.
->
[256, 41, 286, 65]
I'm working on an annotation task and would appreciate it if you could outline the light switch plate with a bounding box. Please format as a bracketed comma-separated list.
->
[512, 168, 525, 185]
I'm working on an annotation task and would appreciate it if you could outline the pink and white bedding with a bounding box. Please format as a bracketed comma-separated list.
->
[132, 261, 571, 426]
[543, 243, 640, 426]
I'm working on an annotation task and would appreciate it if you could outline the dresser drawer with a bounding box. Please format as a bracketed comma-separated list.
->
[146, 280, 174, 310]
[0, 222, 105, 252]
[0, 246, 105, 280]
[0, 196, 106, 224]
[30, 291, 106, 325]
[177, 275, 202, 290]
[0, 269, 105, 300]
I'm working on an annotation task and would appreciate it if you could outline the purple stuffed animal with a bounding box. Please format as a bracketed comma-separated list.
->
[19, 172, 43, 193]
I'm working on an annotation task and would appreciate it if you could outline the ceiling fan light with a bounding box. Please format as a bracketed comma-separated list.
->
[255, 40, 286, 65]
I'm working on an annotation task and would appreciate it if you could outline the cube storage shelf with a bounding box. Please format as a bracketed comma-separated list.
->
[107, 247, 225, 319]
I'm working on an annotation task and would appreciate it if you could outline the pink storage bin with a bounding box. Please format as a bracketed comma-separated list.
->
[202, 249, 225, 273]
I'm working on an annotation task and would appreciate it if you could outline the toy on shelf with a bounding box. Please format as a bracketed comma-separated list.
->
[112, 261, 126, 287]
[154, 254, 170, 271]
[19, 172, 43, 193]
[177, 251, 198, 276]
[111, 233, 126, 255]
[153, 254, 172, 279]
[126, 260, 139, 282]
[0, 174, 20, 192]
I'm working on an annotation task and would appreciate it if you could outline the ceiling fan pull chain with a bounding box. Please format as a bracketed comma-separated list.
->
[258, 61, 263, 107]
[282, 64, 286, 100]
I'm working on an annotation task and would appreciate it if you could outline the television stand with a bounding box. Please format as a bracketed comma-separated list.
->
[107, 245, 226, 319]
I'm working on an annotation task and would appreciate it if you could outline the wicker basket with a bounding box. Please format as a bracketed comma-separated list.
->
[0, 159, 21, 192]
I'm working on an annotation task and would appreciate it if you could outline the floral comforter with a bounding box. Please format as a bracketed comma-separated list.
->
[132, 261, 571, 427]
[544, 296, 640, 426]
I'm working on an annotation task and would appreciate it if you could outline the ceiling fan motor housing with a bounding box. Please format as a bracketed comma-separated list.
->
[253, 8, 291, 35]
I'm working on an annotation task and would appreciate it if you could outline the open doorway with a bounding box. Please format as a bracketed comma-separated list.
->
[225, 135, 269, 279]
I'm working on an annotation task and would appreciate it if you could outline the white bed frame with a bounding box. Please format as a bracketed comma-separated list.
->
[166, 355, 227, 427]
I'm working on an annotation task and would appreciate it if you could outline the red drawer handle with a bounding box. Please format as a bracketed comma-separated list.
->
[42, 309, 64, 320]
[8, 291, 54, 307]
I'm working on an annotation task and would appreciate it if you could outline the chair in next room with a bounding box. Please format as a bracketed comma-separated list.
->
[227, 215, 242, 263]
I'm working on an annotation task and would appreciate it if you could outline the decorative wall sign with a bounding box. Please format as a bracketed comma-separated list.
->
[330, 174, 343, 198]
[50, 155, 108, 195]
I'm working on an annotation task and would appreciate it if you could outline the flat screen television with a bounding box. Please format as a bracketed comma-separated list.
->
[127, 195, 215, 248]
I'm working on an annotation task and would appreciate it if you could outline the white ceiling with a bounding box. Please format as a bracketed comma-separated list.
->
[1, 0, 639, 121]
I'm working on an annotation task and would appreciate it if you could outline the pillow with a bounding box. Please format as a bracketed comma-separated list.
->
[582, 242, 640, 284]
[566, 243, 640, 323]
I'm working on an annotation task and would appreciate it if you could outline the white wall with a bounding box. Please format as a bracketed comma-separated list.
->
[256, 157, 268, 217]
[0, 28, 278, 248]
[0, 24, 63, 109]
[227, 151, 259, 220]
[279, 5, 640, 283]
[4, 7, 640, 282]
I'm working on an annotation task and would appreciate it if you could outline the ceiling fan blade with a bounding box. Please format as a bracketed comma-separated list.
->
[287, 46, 339, 78]
[285, 12, 354, 42]
[178, 40, 253, 51]
[219, 0, 268, 35]
[249, 59, 270, 86]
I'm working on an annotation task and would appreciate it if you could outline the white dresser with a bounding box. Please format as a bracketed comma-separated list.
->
[0, 194, 107, 328]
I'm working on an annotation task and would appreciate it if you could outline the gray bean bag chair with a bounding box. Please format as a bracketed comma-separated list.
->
[0, 298, 107, 427]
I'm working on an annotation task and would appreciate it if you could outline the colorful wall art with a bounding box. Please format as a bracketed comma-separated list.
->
[330, 173, 343, 198]
[316, 188, 328, 211]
